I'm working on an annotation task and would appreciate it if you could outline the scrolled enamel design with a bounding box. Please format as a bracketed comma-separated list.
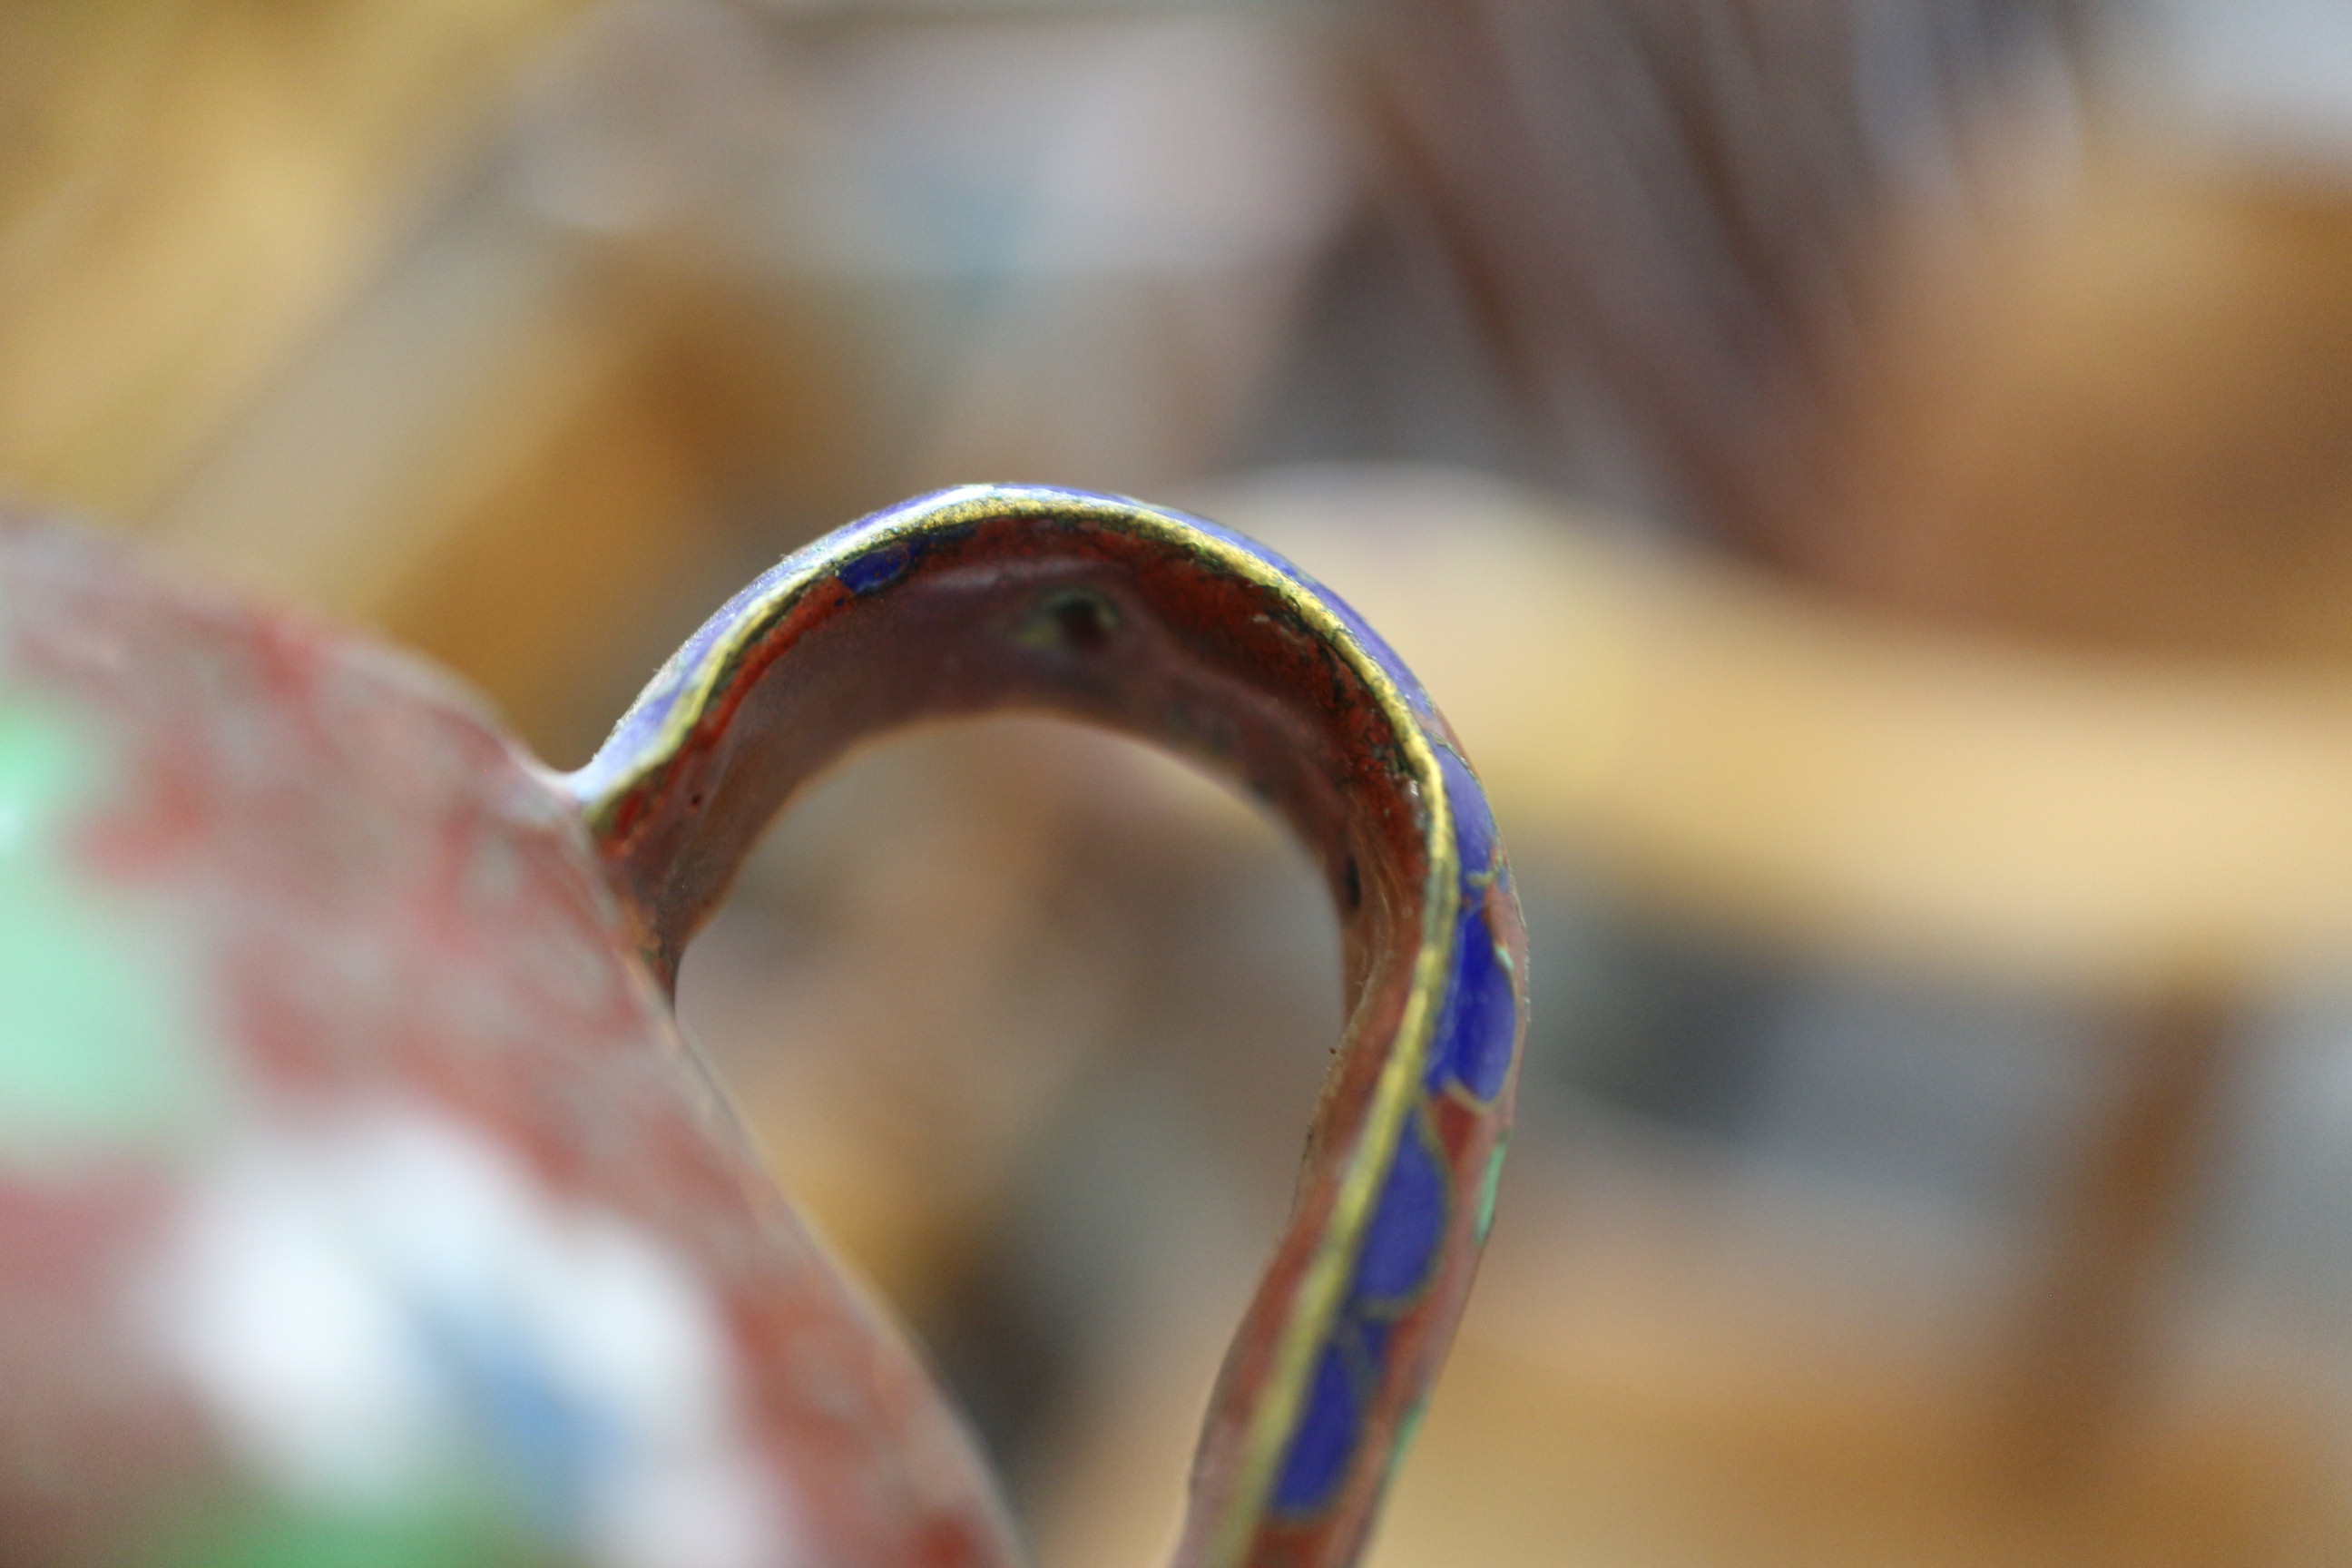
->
[568, 485, 1528, 1568]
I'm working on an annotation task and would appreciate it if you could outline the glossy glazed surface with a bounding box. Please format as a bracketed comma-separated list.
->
[0, 486, 1524, 1568]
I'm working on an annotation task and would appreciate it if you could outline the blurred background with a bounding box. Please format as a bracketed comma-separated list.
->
[16, 0, 2352, 1562]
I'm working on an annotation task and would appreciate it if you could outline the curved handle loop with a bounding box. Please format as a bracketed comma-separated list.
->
[565, 486, 1525, 1568]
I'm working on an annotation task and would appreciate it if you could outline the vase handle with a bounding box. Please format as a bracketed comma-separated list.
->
[566, 485, 1525, 1568]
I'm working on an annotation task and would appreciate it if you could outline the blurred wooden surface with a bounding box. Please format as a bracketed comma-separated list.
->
[1803, 158, 2352, 662]
[1210, 466, 2352, 990]
[24, 1, 1356, 760]
[1367, 1143, 2352, 1568]
[0, 0, 588, 521]
[1024, 1127, 2352, 1568]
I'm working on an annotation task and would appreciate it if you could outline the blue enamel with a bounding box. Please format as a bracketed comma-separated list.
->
[1080, 485, 1435, 720]
[1349, 1116, 1448, 1306]
[1343, 1316, 1393, 1380]
[1427, 903, 1516, 1102]
[1273, 1342, 1363, 1514]
[1436, 746, 1496, 887]
[422, 1309, 617, 1534]
[1312, 589, 1436, 720]
[838, 539, 917, 595]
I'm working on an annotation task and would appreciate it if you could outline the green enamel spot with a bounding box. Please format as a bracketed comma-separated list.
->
[1393, 1394, 1430, 1467]
[1475, 1135, 1509, 1243]
[0, 700, 222, 1169]
[167, 1492, 548, 1568]
[1377, 1392, 1433, 1501]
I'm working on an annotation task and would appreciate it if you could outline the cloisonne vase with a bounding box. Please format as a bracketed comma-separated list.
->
[0, 486, 1524, 1568]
